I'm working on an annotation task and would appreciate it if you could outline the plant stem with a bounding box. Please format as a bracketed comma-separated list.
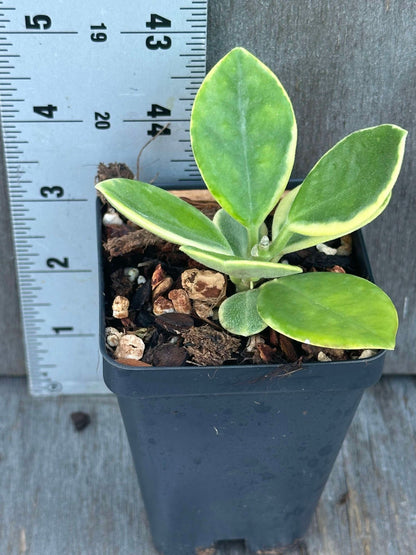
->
[230, 276, 252, 291]
[247, 225, 259, 257]
[269, 227, 292, 261]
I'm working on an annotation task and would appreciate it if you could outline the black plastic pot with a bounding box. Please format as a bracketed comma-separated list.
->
[98, 195, 385, 554]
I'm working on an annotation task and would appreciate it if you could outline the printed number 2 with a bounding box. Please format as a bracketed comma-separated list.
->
[46, 257, 69, 269]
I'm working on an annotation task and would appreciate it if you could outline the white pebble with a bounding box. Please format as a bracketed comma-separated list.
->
[316, 243, 337, 256]
[124, 267, 139, 282]
[103, 209, 123, 226]
[112, 295, 130, 319]
[105, 327, 122, 348]
[317, 351, 332, 362]
[114, 334, 145, 361]
[359, 349, 378, 359]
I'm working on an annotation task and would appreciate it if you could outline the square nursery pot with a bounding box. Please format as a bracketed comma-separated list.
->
[97, 189, 385, 555]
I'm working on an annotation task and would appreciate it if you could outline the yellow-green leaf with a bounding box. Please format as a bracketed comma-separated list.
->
[286, 125, 407, 237]
[257, 273, 398, 349]
[191, 47, 297, 229]
[180, 245, 302, 280]
[96, 178, 232, 255]
[278, 192, 392, 256]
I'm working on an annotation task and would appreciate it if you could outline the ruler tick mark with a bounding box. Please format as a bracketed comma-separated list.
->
[1, 31, 78, 35]
[12, 120, 83, 123]
[36, 334, 95, 339]
[19, 198, 88, 203]
[120, 30, 204, 35]
[28, 270, 92, 274]
[123, 118, 188, 123]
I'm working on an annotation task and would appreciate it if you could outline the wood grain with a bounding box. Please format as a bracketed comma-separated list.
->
[0, 132, 25, 375]
[1, 1, 415, 374]
[1, 376, 416, 554]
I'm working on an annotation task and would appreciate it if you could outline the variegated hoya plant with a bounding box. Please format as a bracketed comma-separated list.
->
[97, 47, 407, 351]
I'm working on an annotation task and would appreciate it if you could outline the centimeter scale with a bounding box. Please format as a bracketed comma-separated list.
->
[0, 1, 208, 395]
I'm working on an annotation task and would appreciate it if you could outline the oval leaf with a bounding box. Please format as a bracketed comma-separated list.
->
[191, 47, 297, 228]
[219, 289, 267, 337]
[287, 125, 407, 237]
[278, 192, 392, 257]
[180, 245, 302, 280]
[257, 273, 398, 349]
[96, 179, 232, 255]
[213, 208, 249, 257]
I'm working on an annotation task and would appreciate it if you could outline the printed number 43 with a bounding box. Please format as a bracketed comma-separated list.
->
[146, 14, 171, 50]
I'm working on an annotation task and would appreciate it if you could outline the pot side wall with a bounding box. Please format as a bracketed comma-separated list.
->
[116, 384, 370, 553]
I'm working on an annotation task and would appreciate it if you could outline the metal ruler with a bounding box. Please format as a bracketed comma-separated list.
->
[0, 0, 207, 395]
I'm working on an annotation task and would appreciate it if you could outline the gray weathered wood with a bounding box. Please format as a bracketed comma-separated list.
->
[0, 131, 25, 376]
[1, 1, 415, 374]
[1, 376, 416, 554]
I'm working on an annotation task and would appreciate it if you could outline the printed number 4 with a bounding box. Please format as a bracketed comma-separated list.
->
[33, 104, 57, 119]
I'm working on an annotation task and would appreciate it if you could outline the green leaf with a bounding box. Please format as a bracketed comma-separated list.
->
[279, 192, 392, 256]
[213, 209, 249, 257]
[219, 289, 267, 336]
[180, 245, 302, 280]
[96, 178, 232, 255]
[257, 273, 398, 349]
[191, 47, 297, 229]
[286, 124, 407, 237]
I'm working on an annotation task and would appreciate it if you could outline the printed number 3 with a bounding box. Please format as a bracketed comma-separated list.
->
[146, 36, 171, 50]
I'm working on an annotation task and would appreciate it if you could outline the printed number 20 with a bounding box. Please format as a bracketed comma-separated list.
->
[95, 112, 110, 129]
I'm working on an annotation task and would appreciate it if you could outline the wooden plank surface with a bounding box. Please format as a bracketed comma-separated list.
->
[0, 1, 415, 374]
[0, 134, 25, 376]
[1, 376, 416, 554]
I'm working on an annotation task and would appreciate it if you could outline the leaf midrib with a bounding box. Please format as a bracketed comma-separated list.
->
[236, 57, 253, 220]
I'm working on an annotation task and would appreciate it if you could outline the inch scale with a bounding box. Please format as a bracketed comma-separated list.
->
[0, 0, 207, 395]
